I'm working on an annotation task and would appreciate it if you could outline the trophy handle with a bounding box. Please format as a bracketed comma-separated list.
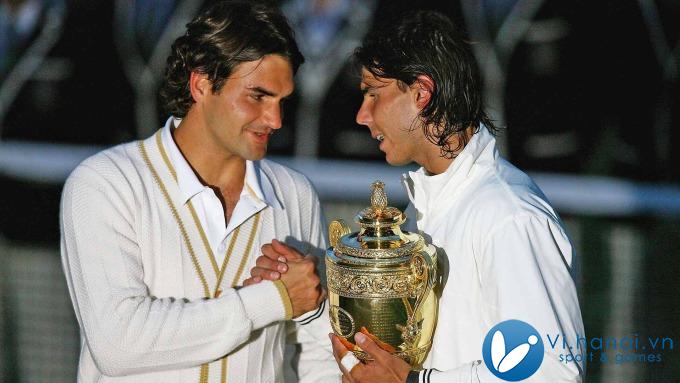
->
[411, 247, 436, 317]
[398, 248, 436, 347]
[328, 219, 351, 248]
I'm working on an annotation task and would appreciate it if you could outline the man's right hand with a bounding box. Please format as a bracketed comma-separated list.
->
[244, 239, 324, 317]
[280, 254, 325, 317]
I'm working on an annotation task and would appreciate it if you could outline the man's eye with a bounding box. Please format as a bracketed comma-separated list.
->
[252, 94, 264, 101]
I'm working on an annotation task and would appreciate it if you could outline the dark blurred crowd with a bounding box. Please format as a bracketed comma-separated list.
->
[1, 0, 679, 181]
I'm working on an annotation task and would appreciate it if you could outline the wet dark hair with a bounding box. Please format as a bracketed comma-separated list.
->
[160, 1, 304, 117]
[354, 10, 497, 158]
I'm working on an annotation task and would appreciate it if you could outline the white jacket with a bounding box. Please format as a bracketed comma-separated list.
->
[404, 127, 585, 382]
[60, 129, 338, 382]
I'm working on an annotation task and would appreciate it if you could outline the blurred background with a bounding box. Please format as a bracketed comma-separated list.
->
[0, 0, 679, 382]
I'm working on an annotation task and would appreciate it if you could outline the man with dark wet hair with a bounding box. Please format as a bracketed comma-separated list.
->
[337, 10, 584, 382]
[253, 9, 585, 383]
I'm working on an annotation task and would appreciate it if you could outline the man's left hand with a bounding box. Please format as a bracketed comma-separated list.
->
[243, 239, 303, 286]
[330, 332, 411, 383]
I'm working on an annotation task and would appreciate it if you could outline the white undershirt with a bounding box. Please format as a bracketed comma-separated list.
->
[161, 117, 271, 265]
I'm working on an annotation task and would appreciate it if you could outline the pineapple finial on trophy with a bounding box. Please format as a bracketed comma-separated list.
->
[370, 181, 388, 213]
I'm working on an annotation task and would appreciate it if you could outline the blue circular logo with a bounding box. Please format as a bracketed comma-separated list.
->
[482, 319, 544, 381]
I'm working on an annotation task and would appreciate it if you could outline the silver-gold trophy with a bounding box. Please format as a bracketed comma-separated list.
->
[326, 181, 438, 368]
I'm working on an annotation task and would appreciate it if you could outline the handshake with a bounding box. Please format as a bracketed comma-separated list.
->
[243, 241, 414, 382]
[243, 239, 325, 318]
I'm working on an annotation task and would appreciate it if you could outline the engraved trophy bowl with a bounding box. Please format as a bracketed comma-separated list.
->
[326, 181, 438, 368]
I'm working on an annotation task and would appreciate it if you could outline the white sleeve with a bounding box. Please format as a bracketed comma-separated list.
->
[60, 168, 287, 377]
[420, 214, 584, 383]
[286, 182, 341, 382]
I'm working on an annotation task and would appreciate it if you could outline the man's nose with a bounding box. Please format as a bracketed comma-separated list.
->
[355, 100, 372, 127]
[264, 104, 283, 130]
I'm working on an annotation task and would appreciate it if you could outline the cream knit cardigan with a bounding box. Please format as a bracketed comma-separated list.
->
[60, 131, 339, 382]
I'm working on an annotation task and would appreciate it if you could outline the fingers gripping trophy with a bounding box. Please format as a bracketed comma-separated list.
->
[326, 181, 439, 368]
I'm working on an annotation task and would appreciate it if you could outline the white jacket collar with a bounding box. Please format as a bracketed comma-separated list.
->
[403, 125, 498, 216]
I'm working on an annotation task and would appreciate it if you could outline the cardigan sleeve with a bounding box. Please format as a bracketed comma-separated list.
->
[60, 165, 286, 377]
[416, 214, 584, 383]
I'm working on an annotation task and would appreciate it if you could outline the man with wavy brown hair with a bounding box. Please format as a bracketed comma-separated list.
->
[60, 2, 338, 382]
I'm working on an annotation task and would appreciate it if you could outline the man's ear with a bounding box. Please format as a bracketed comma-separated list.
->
[189, 71, 211, 103]
[411, 75, 434, 110]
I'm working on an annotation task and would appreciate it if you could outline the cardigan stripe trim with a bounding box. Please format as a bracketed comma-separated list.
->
[139, 136, 213, 383]
[273, 280, 294, 320]
[153, 130, 265, 293]
[156, 130, 224, 276]
[147, 130, 275, 383]
[138, 137, 211, 297]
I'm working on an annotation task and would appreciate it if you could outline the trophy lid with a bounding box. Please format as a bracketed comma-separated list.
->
[355, 181, 405, 227]
[329, 181, 423, 260]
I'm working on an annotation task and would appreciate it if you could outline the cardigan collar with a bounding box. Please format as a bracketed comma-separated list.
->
[160, 117, 282, 210]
